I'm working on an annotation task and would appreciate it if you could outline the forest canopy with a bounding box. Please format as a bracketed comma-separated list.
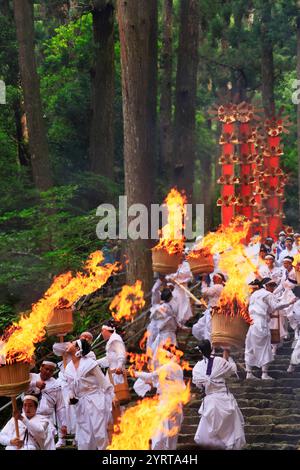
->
[0, 0, 299, 331]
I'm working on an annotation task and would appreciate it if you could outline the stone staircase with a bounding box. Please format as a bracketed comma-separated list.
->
[177, 332, 300, 450]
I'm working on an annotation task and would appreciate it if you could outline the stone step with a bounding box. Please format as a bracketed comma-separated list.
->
[183, 406, 300, 418]
[246, 433, 300, 444]
[178, 431, 300, 445]
[244, 443, 299, 450]
[182, 414, 300, 426]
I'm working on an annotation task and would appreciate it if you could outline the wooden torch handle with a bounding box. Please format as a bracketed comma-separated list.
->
[11, 396, 20, 438]
[59, 335, 67, 370]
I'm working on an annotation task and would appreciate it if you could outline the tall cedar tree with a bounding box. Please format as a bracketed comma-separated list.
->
[173, 0, 200, 201]
[117, 0, 157, 293]
[260, 0, 275, 117]
[13, 0, 53, 190]
[89, 0, 115, 179]
[159, 0, 173, 179]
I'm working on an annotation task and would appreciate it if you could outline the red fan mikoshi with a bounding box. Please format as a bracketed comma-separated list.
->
[46, 307, 73, 336]
[0, 362, 31, 397]
[211, 309, 249, 350]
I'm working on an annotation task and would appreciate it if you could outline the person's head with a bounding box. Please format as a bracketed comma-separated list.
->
[248, 279, 262, 291]
[264, 279, 277, 292]
[278, 231, 286, 243]
[160, 288, 173, 303]
[263, 279, 278, 293]
[265, 237, 273, 248]
[285, 237, 293, 249]
[66, 338, 91, 357]
[265, 254, 275, 268]
[80, 331, 93, 344]
[295, 234, 300, 246]
[23, 395, 38, 419]
[259, 245, 268, 259]
[101, 319, 116, 341]
[213, 273, 226, 285]
[283, 256, 294, 271]
[197, 339, 212, 359]
[40, 361, 56, 381]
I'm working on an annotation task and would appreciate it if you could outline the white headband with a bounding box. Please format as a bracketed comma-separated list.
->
[23, 395, 39, 405]
[101, 325, 115, 332]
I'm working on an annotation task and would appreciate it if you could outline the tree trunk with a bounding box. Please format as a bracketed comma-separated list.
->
[14, 102, 31, 169]
[117, 0, 157, 293]
[159, 0, 173, 179]
[0, 0, 10, 15]
[260, 0, 275, 117]
[13, 0, 53, 191]
[297, 14, 300, 224]
[173, 0, 200, 201]
[89, 1, 115, 179]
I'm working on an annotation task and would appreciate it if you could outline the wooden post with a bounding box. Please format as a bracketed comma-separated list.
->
[11, 396, 20, 438]
[59, 335, 67, 370]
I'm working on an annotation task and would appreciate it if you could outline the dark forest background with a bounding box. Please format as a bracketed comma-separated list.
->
[0, 0, 300, 331]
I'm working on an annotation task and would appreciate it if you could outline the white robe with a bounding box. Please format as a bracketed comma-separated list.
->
[278, 248, 299, 266]
[192, 283, 223, 342]
[146, 303, 181, 362]
[245, 289, 292, 368]
[0, 414, 49, 450]
[274, 268, 297, 329]
[290, 300, 300, 365]
[258, 265, 283, 284]
[166, 261, 193, 324]
[29, 373, 66, 450]
[97, 332, 126, 385]
[65, 356, 114, 450]
[53, 343, 97, 434]
[135, 361, 185, 450]
[192, 356, 245, 450]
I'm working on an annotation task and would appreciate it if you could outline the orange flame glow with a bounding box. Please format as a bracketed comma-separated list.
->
[196, 218, 255, 323]
[108, 346, 190, 450]
[0, 251, 119, 364]
[153, 188, 187, 255]
[109, 280, 145, 322]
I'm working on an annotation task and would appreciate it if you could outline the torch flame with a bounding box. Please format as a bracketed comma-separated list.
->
[109, 281, 145, 322]
[153, 188, 187, 255]
[0, 251, 119, 364]
[108, 344, 190, 450]
[193, 218, 256, 324]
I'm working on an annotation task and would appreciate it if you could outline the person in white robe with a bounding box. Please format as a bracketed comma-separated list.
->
[151, 275, 166, 306]
[28, 360, 67, 450]
[64, 338, 114, 450]
[133, 345, 186, 450]
[258, 254, 283, 284]
[96, 320, 127, 385]
[192, 339, 245, 450]
[192, 273, 225, 343]
[0, 395, 49, 450]
[53, 331, 96, 447]
[166, 259, 193, 324]
[263, 279, 290, 357]
[274, 256, 297, 339]
[275, 231, 286, 261]
[245, 279, 296, 380]
[146, 288, 188, 364]
[287, 297, 300, 372]
[278, 237, 298, 266]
